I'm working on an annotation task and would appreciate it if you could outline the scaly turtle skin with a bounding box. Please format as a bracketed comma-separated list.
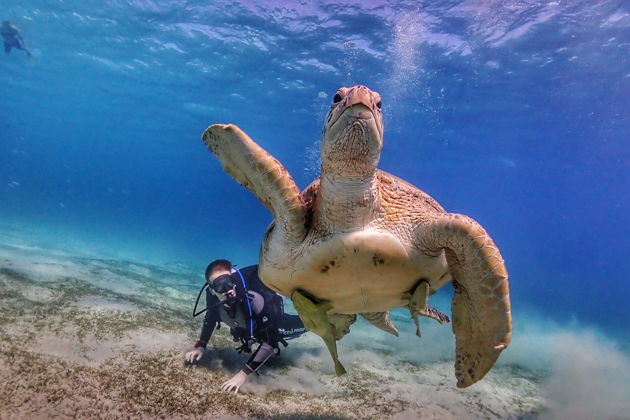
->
[201, 85, 512, 388]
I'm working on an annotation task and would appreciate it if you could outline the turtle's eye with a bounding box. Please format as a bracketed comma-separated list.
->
[376, 100, 382, 109]
[333, 93, 343, 104]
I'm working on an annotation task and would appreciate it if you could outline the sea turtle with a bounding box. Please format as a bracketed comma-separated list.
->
[201, 85, 512, 388]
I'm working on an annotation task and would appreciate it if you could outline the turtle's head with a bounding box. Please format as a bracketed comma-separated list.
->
[321, 85, 383, 178]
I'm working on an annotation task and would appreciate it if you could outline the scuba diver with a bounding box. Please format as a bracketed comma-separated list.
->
[185, 259, 307, 394]
[1, 21, 31, 57]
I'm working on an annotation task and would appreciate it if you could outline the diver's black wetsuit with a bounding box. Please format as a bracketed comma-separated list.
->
[197, 265, 306, 375]
[1, 22, 31, 57]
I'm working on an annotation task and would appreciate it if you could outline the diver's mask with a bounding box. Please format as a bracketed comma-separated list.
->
[192, 273, 239, 317]
[210, 274, 236, 295]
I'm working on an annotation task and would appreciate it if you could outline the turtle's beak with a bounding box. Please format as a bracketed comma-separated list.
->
[338, 103, 374, 123]
[320, 85, 384, 177]
[328, 85, 382, 134]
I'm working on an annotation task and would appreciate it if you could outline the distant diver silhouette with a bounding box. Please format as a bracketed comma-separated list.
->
[1, 21, 31, 57]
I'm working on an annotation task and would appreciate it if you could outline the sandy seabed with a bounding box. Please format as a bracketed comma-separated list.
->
[0, 236, 625, 420]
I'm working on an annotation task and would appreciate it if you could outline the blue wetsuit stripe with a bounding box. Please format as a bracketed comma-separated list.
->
[234, 266, 254, 339]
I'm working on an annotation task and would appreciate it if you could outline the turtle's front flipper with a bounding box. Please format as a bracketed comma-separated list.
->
[291, 289, 347, 376]
[418, 213, 511, 388]
[202, 124, 306, 246]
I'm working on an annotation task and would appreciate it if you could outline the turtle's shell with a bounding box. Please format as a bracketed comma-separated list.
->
[259, 171, 453, 314]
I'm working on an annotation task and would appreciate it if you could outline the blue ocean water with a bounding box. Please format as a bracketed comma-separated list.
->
[1, 0, 628, 352]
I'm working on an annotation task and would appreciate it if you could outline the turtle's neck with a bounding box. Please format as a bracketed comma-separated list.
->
[316, 170, 381, 232]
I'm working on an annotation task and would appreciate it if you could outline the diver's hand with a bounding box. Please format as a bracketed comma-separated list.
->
[184, 347, 205, 364]
[221, 370, 248, 394]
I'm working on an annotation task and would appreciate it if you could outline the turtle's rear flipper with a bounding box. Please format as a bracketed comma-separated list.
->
[360, 312, 399, 336]
[421, 306, 450, 324]
[408, 280, 430, 337]
[202, 124, 306, 246]
[407, 280, 451, 338]
[291, 289, 347, 376]
[419, 213, 511, 388]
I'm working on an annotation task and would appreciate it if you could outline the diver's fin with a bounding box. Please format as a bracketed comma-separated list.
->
[291, 289, 346, 376]
[360, 312, 399, 336]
